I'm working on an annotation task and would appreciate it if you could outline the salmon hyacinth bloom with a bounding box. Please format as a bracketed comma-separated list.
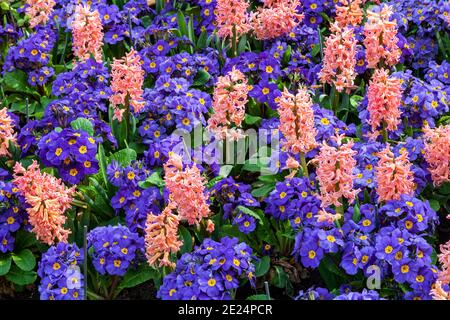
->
[335, 0, 363, 28]
[314, 134, 359, 208]
[13, 161, 75, 245]
[251, 0, 303, 40]
[367, 68, 403, 134]
[363, 5, 401, 68]
[109, 49, 145, 121]
[215, 0, 251, 38]
[0, 107, 16, 157]
[71, 4, 104, 63]
[163, 153, 211, 226]
[207, 67, 249, 141]
[375, 144, 415, 202]
[422, 124, 450, 187]
[319, 23, 357, 93]
[145, 202, 182, 269]
[431, 232, 450, 300]
[277, 87, 317, 155]
[25, 0, 56, 29]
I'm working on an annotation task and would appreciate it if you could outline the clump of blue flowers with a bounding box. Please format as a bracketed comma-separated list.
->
[37, 242, 84, 300]
[87, 225, 144, 276]
[158, 237, 256, 300]
[37, 128, 100, 184]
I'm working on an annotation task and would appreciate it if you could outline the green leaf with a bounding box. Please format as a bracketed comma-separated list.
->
[350, 95, 363, 108]
[5, 266, 37, 285]
[437, 182, 450, 195]
[429, 199, 440, 212]
[156, 0, 165, 13]
[255, 256, 270, 277]
[251, 183, 276, 198]
[237, 206, 264, 225]
[70, 118, 94, 136]
[138, 171, 164, 189]
[3, 70, 37, 95]
[12, 249, 36, 272]
[244, 114, 262, 125]
[243, 157, 271, 172]
[237, 34, 247, 54]
[117, 264, 160, 292]
[219, 165, 234, 178]
[176, 11, 188, 37]
[431, 248, 438, 265]
[311, 44, 321, 57]
[178, 225, 193, 254]
[108, 148, 137, 166]
[282, 45, 292, 64]
[196, 30, 208, 49]
[10, 100, 38, 115]
[0, 2, 10, 10]
[219, 224, 246, 242]
[193, 69, 210, 87]
[352, 203, 361, 222]
[246, 294, 270, 300]
[97, 144, 109, 187]
[0, 256, 12, 276]
[13, 230, 38, 250]
[318, 260, 338, 290]
[272, 266, 288, 288]
[187, 14, 196, 44]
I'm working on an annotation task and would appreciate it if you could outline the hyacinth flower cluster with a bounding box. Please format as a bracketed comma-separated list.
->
[37, 128, 100, 184]
[70, 4, 104, 63]
[158, 237, 256, 300]
[87, 225, 144, 276]
[207, 67, 249, 141]
[432, 216, 450, 300]
[13, 161, 75, 245]
[277, 86, 317, 158]
[251, 0, 304, 40]
[109, 49, 145, 121]
[215, 0, 251, 39]
[375, 144, 416, 202]
[422, 124, 450, 187]
[163, 153, 211, 226]
[320, 22, 357, 93]
[145, 201, 182, 269]
[366, 69, 403, 137]
[0, 108, 16, 157]
[334, 0, 363, 28]
[25, 0, 56, 29]
[38, 242, 84, 300]
[210, 177, 260, 234]
[363, 5, 401, 69]
[313, 134, 359, 215]
[107, 160, 163, 232]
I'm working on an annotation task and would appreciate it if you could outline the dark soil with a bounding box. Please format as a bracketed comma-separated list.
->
[0, 279, 38, 300]
[115, 281, 157, 300]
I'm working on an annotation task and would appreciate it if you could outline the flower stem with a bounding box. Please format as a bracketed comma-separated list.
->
[300, 152, 309, 178]
[332, 88, 340, 116]
[381, 121, 388, 143]
[231, 25, 237, 57]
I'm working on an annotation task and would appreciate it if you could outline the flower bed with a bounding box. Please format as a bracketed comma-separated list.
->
[0, 0, 449, 301]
